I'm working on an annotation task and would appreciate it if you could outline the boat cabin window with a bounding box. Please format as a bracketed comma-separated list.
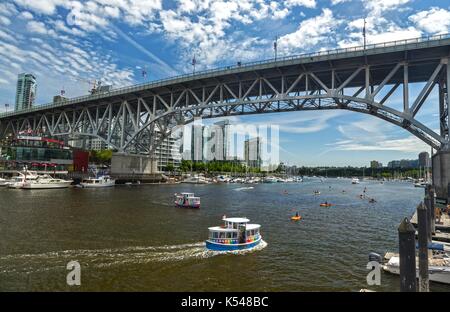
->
[219, 232, 226, 239]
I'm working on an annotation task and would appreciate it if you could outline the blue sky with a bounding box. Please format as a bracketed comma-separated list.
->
[0, 0, 449, 166]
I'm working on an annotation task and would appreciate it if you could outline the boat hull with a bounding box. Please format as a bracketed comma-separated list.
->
[205, 238, 261, 251]
[383, 264, 450, 285]
[175, 202, 200, 209]
[22, 182, 72, 189]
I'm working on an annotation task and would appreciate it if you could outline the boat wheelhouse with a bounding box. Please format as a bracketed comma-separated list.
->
[174, 192, 201, 208]
[206, 217, 262, 251]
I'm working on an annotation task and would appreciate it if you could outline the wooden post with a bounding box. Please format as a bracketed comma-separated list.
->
[398, 217, 416, 292]
[417, 202, 429, 292]
[429, 186, 436, 235]
[424, 189, 433, 242]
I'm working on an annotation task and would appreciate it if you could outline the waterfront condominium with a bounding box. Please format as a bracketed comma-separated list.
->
[15, 73, 37, 111]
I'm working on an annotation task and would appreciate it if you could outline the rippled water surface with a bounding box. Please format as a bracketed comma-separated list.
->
[1, 178, 449, 291]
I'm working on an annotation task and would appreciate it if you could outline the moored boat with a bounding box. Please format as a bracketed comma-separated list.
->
[79, 175, 115, 188]
[174, 192, 201, 208]
[383, 253, 450, 285]
[351, 177, 360, 184]
[22, 175, 73, 189]
[7, 171, 40, 188]
[206, 217, 262, 251]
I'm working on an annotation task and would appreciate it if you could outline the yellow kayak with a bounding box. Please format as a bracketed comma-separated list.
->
[291, 216, 302, 221]
[320, 203, 333, 207]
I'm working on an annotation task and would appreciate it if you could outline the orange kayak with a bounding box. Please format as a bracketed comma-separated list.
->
[291, 216, 302, 221]
[320, 203, 333, 207]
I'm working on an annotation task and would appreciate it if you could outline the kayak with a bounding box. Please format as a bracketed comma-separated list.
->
[291, 216, 302, 221]
[320, 203, 333, 207]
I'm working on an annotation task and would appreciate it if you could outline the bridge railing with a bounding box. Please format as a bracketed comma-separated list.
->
[1, 33, 450, 119]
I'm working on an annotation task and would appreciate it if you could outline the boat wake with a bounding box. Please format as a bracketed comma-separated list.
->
[233, 186, 254, 191]
[0, 240, 267, 274]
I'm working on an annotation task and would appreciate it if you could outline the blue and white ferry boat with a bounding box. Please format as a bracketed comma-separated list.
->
[206, 217, 262, 251]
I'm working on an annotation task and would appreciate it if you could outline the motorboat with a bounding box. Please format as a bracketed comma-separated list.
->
[383, 252, 450, 285]
[174, 192, 201, 208]
[22, 175, 73, 189]
[206, 217, 262, 251]
[7, 171, 40, 188]
[0, 178, 9, 187]
[264, 176, 278, 183]
[181, 175, 210, 184]
[79, 175, 116, 188]
[351, 177, 360, 184]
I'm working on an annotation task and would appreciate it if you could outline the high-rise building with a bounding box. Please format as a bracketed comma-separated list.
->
[418, 151, 431, 168]
[154, 134, 181, 172]
[15, 73, 36, 111]
[244, 137, 262, 169]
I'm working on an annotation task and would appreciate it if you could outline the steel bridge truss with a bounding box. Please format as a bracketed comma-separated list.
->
[1, 58, 450, 154]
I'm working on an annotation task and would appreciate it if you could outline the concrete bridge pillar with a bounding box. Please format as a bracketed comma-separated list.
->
[432, 149, 450, 203]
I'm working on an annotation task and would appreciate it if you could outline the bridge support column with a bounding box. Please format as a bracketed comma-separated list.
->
[432, 149, 450, 203]
[111, 152, 159, 175]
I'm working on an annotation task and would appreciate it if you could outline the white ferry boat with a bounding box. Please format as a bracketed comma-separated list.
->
[206, 217, 262, 251]
[22, 175, 73, 189]
[79, 175, 116, 188]
[174, 192, 201, 208]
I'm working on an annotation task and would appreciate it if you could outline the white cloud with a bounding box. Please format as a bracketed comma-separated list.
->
[328, 117, 430, 153]
[285, 0, 316, 8]
[409, 7, 450, 35]
[0, 15, 10, 25]
[26, 21, 53, 35]
[279, 8, 340, 54]
[18, 11, 34, 20]
[363, 0, 411, 15]
[331, 0, 351, 4]
[13, 0, 69, 15]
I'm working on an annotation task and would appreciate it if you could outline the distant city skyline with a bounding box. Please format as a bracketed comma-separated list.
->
[0, 0, 448, 167]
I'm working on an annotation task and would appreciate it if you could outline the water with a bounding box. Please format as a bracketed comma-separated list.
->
[0, 178, 449, 291]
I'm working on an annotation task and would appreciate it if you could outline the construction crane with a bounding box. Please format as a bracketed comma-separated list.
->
[71, 76, 101, 94]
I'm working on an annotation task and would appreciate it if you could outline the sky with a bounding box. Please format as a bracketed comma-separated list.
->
[0, 0, 449, 166]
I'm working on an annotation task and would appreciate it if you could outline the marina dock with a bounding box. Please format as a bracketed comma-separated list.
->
[411, 204, 450, 242]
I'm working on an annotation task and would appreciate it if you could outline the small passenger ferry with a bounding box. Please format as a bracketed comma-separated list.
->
[206, 217, 262, 251]
[174, 192, 201, 208]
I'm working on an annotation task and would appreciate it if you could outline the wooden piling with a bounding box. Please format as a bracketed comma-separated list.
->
[424, 189, 433, 243]
[398, 217, 416, 292]
[429, 186, 436, 235]
[417, 202, 429, 292]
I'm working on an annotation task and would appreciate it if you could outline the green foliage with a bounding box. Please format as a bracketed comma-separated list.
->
[179, 159, 262, 173]
[89, 149, 113, 165]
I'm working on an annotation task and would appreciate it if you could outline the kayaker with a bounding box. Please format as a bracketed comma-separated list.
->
[295, 212, 299, 217]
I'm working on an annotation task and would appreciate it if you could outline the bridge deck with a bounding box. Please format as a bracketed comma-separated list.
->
[1, 33, 450, 120]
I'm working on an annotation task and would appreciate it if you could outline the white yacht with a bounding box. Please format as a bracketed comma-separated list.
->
[22, 175, 73, 189]
[7, 171, 40, 188]
[181, 175, 210, 184]
[79, 175, 116, 188]
[0, 178, 9, 187]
